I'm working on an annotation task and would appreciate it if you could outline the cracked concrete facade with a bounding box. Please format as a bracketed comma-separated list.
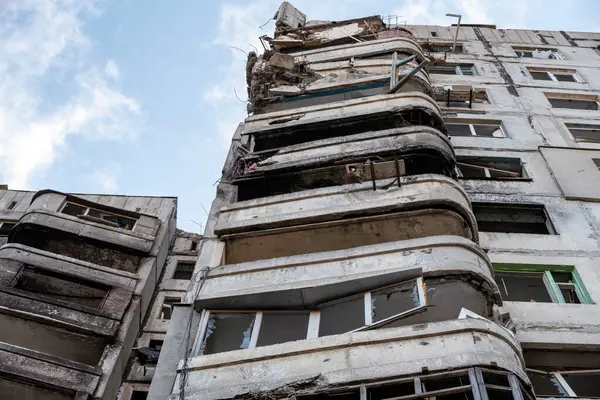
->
[146, 4, 600, 399]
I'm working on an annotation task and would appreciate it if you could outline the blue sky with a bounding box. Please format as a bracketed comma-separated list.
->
[1, 0, 599, 233]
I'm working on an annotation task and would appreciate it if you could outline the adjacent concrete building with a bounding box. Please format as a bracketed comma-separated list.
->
[0, 189, 201, 399]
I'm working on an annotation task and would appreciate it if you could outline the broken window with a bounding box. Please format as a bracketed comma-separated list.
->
[457, 157, 528, 180]
[472, 203, 556, 234]
[12, 266, 110, 308]
[429, 63, 477, 76]
[173, 261, 195, 280]
[527, 67, 580, 83]
[513, 46, 562, 59]
[494, 264, 593, 304]
[565, 123, 600, 143]
[60, 201, 137, 230]
[159, 297, 181, 320]
[546, 93, 600, 110]
[594, 159, 600, 170]
[435, 86, 489, 108]
[446, 119, 505, 137]
[421, 42, 463, 53]
[195, 279, 426, 355]
[6, 201, 16, 210]
[296, 368, 530, 400]
[0, 221, 15, 236]
[527, 368, 600, 397]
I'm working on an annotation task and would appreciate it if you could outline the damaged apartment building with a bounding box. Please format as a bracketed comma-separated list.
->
[146, 2, 600, 400]
[0, 188, 201, 399]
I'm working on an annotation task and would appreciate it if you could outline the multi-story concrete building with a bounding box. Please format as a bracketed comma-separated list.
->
[146, 2, 600, 399]
[0, 188, 201, 400]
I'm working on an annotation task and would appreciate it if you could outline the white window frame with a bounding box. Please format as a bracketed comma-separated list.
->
[528, 67, 582, 83]
[456, 157, 527, 179]
[192, 278, 426, 356]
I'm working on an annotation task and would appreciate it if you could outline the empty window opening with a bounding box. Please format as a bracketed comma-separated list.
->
[429, 64, 477, 76]
[190, 239, 198, 251]
[6, 201, 17, 210]
[149, 339, 163, 352]
[513, 46, 561, 59]
[196, 279, 426, 355]
[472, 203, 555, 234]
[446, 120, 504, 138]
[528, 67, 579, 83]
[130, 391, 149, 400]
[546, 93, 600, 110]
[61, 201, 137, 230]
[435, 86, 489, 108]
[565, 123, 600, 143]
[159, 297, 181, 320]
[494, 264, 593, 304]
[13, 266, 110, 308]
[173, 261, 195, 280]
[457, 157, 527, 180]
[0, 221, 15, 236]
[594, 159, 600, 170]
[368, 381, 414, 399]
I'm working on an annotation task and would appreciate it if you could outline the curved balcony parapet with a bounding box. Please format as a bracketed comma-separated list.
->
[173, 319, 527, 400]
[243, 92, 446, 151]
[217, 174, 474, 236]
[194, 235, 498, 310]
[289, 37, 426, 64]
[247, 126, 453, 174]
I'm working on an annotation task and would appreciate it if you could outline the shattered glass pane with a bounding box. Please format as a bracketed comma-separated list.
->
[473, 124, 504, 137]
[526, 371, 566, 396]
[371, 280, 420, 323]
[201, 313, 255, 355]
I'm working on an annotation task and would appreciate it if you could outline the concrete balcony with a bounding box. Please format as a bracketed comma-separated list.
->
[242, 92, 445, 152]
[172, 318, 527, 399]
[215, 175, 477, 263]
[289, 36, 426, 64]
[236, 126, 455, 199]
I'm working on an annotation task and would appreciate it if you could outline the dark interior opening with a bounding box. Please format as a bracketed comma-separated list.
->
[472, 203, 554, 234]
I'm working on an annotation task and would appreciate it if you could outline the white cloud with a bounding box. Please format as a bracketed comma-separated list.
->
[89, 162, 121, 193]
[104, 59, 120, 80]
[0, 0, 141, 189]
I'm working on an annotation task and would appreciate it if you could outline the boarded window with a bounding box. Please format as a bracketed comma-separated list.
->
[472, 203, 555, 234]
[565, 123, 600, 143]
[13, 266, 109, 308]
[457, 157, 526, 179]
[173, 262, 195, 280]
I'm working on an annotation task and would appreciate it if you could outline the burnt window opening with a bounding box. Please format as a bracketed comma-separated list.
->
[0, 221, 16, 236]
[173, 261, 195, 280]
[252, 109, 444, 152]
[61, 201, 138, 230]
[6, 201, 17, 210]
[195, 279, 426, 356]
[297, 368, 529, 400]
[456, 157, 528, 180]
[12, 266, 110, 308]
[160, 297, 181, 320]
[446, 120, 504, 137]
[493, 264, 593, 304]
[565, 123, 600, 143]
[236, 151, 455, 201]
[546, 94, 600, 110]
[472, 203, 555, 234]
[429, 64, 477, 76]
[130, 390, 149, 400]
